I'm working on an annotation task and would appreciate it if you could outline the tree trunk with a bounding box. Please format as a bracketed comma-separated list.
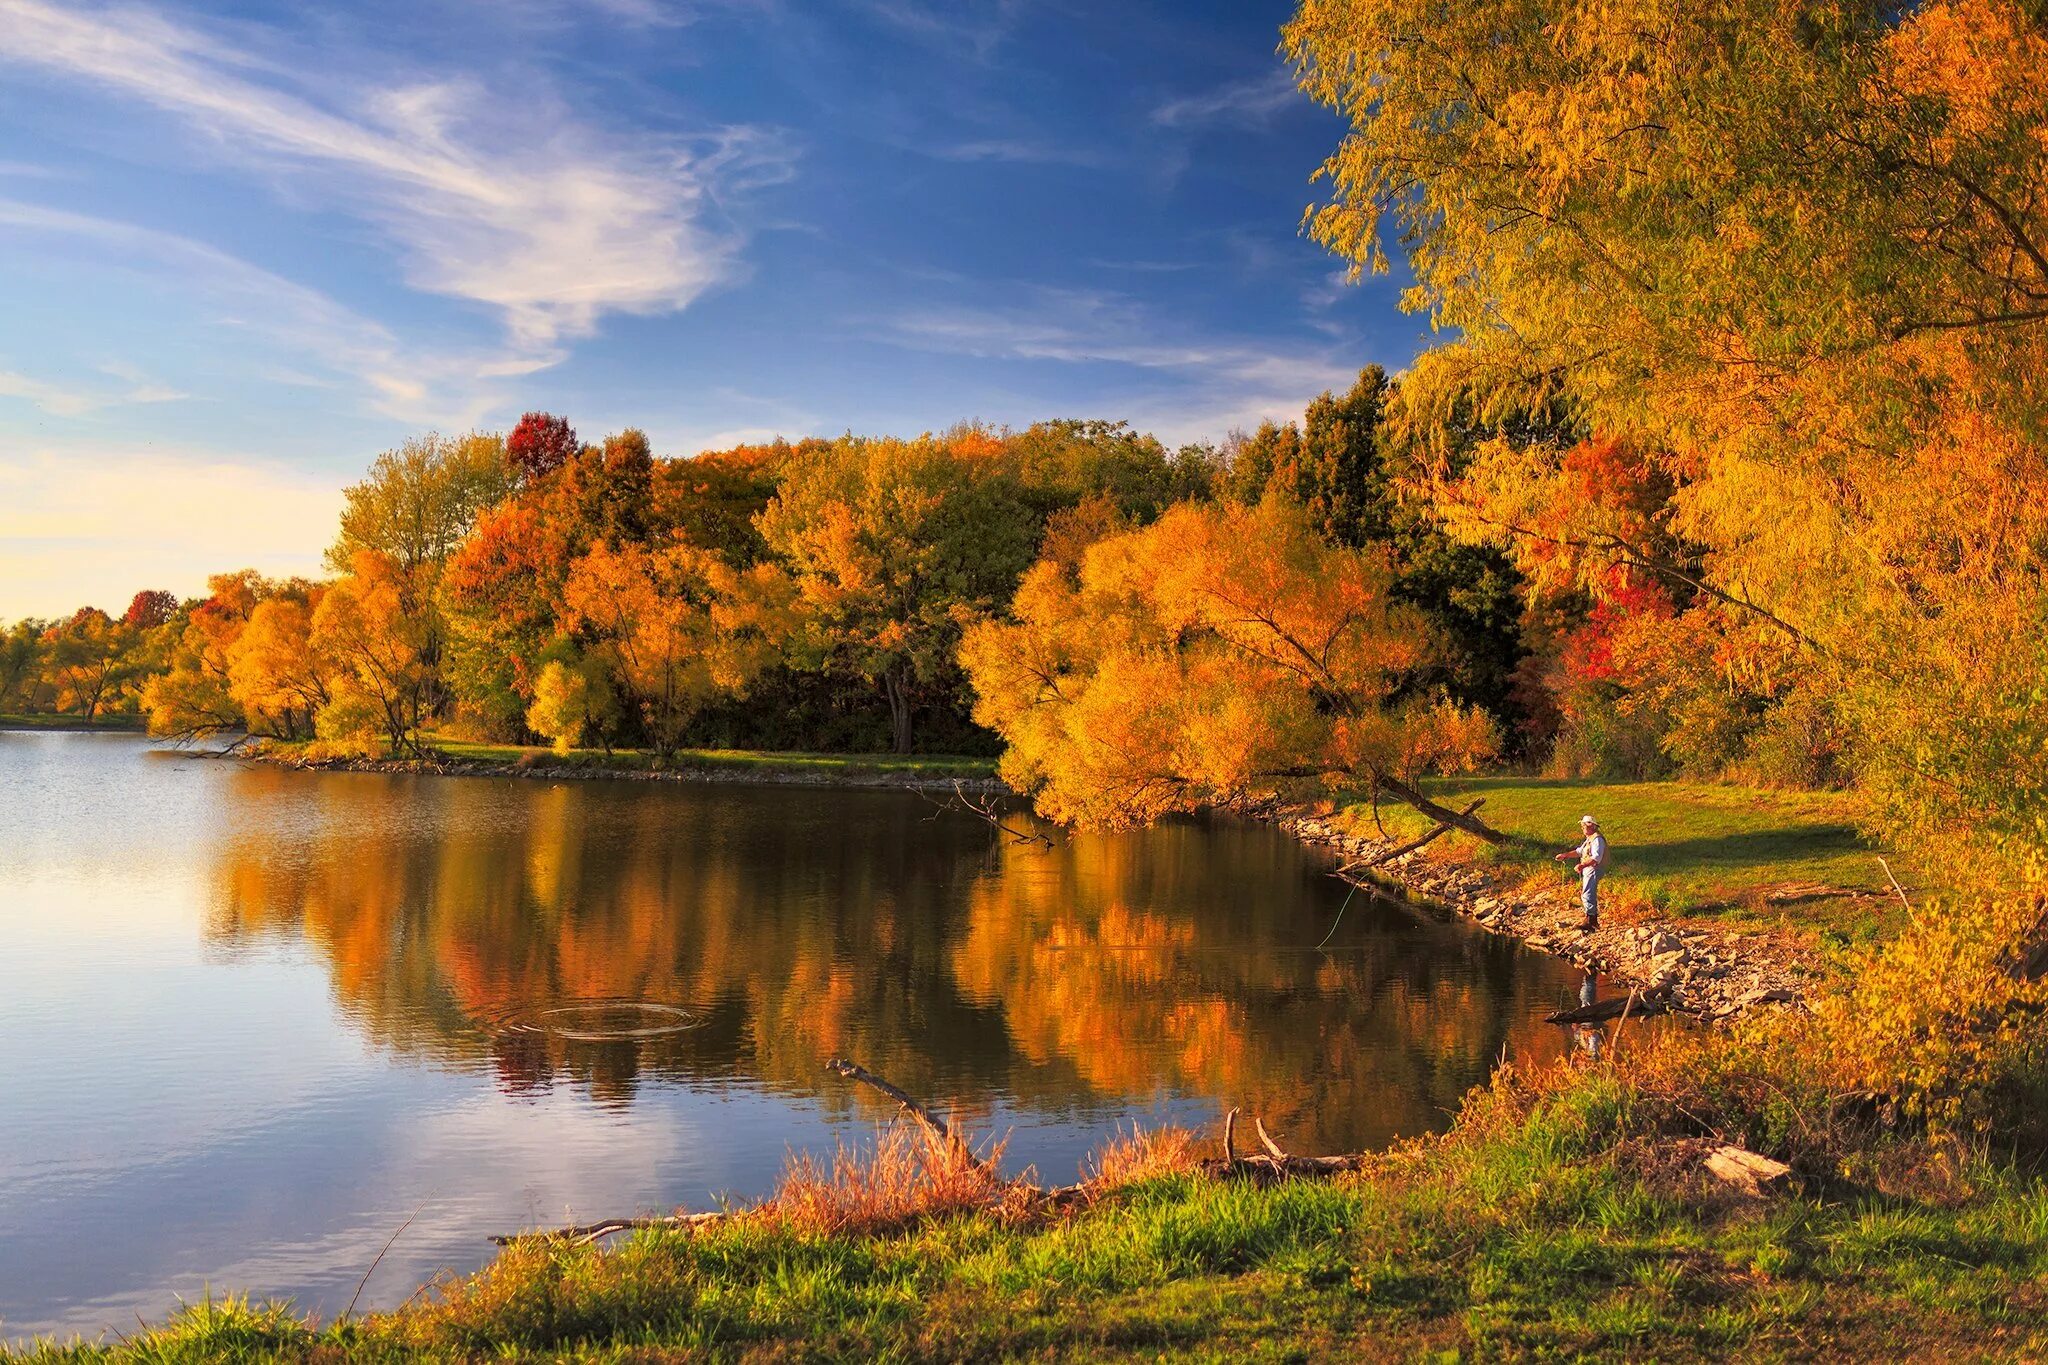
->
[883, 669, 913, 754]
[1371, 770, 1511, 844]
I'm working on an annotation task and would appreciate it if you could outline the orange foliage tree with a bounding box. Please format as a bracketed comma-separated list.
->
[960, 498, 1498, 831]
[560, 540, 792, 759]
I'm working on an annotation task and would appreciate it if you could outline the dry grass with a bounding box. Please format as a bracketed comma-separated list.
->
[1083, 1122, 1205, 1192]
[766, 1124, 1029, 1235]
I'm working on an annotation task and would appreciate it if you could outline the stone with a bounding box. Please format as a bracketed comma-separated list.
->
[1703, 1145, 1793, 1196]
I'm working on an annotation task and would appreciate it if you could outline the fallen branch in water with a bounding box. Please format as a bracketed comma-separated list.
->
[1545, 990, 1664, 1026]
[918, 780, 1050, 847]
[491, 1211, 729, 1247]
[825, 1057, 998, 1171]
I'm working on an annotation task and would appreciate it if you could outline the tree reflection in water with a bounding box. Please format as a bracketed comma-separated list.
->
[205, 766, 1577, 1151]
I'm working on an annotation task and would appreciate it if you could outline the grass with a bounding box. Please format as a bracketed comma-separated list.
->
[14, 1068, 2045, 1362]
[0, 712, 145, 731]
[1324, 775, 1926, 942]
[302, 733, 999, 781]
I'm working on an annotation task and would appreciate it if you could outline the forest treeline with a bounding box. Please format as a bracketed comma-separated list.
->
[1, 373, 1839, 812]
[2, 388, 1558, 776]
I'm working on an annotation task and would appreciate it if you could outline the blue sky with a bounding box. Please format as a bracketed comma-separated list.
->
[0, 0, 1428, 616]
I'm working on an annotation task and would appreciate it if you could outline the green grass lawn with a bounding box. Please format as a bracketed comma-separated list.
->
[0, 712, 145, 731]
[418, 734, 999, 781]
[1327, 776, 1924, 943]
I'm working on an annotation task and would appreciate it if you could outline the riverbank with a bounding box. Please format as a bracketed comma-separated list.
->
[247, 736, 1003, 793]
[0, 713, 145, 732]
[1269, 777, 1927, 1023]
[27, 1064, 2047, 1362]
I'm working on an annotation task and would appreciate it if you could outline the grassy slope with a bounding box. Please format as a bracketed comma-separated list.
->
[1327, 776, 1924, 942]
[20, 1076, 2046, 1362]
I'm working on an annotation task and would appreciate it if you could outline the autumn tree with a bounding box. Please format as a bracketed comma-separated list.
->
[44, 607, 140, 719]
[505, 412, 578, 485]
[312, 551, 435, 756]
[122, 589, 179, 630]
[758, 434, 1040, 752]
[1285, 0, 2048, 860]
[525, 658, 593, 755]
[961, 498, 1499, 832]
[440, 500, 574, 735]
[0, 619, 49, 712]
[560, 540, 791, 759]
[144, 572, 267, 739]
[326, 431, 513, 738]
[228, 591, 334, 740]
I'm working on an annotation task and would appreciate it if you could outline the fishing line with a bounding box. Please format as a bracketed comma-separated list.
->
[1314, 880, 1361, 951]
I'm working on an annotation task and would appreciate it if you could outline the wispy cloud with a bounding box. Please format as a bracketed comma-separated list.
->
[857, 0, 1023, 61]
[0, 199, 538, 426]
[0, 0, 793, 353]
[0, 363, 186, 418]
[925, 138, 1110, 168]
[1150, 69, 1300, 130]
[881, 286, 1357, 444]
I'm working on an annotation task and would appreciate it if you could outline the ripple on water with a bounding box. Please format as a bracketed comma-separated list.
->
[486, 1000, 707, 1042]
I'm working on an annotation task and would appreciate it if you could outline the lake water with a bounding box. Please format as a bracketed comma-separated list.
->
[0, 731, 1584, 1342]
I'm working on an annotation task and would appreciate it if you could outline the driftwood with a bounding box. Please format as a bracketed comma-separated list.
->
[492, 1063, 1371, 1246]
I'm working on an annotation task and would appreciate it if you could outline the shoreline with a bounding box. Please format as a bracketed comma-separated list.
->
[1269, 804, 1817, 1023]
[239, 745, 1814, 1022]
[240, 746, 1010, 794]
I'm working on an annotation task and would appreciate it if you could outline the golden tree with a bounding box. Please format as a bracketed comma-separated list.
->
[560, 540, 791, 759]
[961, 498, 1498, 831]
[1286, 0, 2048, 857]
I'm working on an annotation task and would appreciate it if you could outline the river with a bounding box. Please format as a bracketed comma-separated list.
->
[0, 731, 1584, 1342]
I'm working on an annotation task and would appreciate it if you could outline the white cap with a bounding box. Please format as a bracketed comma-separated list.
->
[1580, 814, 1597, 826]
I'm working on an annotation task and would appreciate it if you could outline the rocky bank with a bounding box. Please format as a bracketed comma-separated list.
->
[1277, 807, 1823, 1023]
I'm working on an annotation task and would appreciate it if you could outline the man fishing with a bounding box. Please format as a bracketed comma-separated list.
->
[1555, 814, 1608, 931]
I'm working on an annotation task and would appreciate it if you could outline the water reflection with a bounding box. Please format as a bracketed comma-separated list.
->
[0, 734, 1590, 1340]
[202, 763, 1577, 1153]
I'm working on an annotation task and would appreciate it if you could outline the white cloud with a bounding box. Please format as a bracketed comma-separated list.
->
[881, 287, 1358, 445]
[926, 138, 1110, 168]
[0, 199, 545, 427]
[1151, 70, 1301, 130]
[0, 444, 345, 618]
[0, 0, 791, 352]
[0, 364, 186, 418]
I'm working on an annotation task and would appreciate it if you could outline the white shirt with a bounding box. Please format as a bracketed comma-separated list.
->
[1579, 832, 1607, 874]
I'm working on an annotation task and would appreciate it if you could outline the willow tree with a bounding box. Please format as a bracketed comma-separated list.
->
[960, 498, 1499, 832]
[1284, 0, 2048, 861]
